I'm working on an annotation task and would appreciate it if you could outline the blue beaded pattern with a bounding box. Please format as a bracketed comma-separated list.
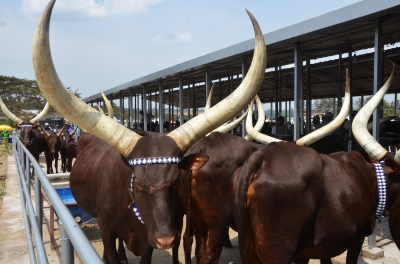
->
[128, 156, 181, 166]
[128, 156, 182, 224]
[374, 161, 386, 219]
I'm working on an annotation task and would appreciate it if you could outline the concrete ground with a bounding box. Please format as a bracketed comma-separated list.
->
[0, 154, 400, 263]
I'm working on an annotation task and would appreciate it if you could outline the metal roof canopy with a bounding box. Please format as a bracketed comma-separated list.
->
[84, 0, 400, 109]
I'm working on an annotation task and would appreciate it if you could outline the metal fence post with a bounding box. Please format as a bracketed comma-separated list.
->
[59, 220, 74, 264]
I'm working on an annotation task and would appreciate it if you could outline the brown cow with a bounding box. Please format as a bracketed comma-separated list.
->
[0, 97, 52, 174]
[231, 65, 400, 264]
[32, 1, 267, 262]
[41, 126, 63, 174]
[179, 71, 351, 264]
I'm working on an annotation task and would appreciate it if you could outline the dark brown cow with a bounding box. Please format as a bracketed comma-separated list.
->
[231, 65, 400, 264]
[179, 72, 350, 264]
[59, 124, 76, 172]
[32, 1, 267, 263]
[0, 97, 52, 174]
[41, 126, 62, 174]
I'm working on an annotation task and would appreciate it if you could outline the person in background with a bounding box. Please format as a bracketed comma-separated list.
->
[312, 115, 320, 131]
[75, 126, 81, 142]
[272, 116, 288, 135]
[44, 122, 52, 131]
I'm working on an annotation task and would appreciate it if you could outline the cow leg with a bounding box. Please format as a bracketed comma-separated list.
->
[201, 226, 228, 264]
[139, 246, 153, 264]
[194, 226, 207, 264]
[183, 224, 194, 264]
[117, 238, 128, 264]
[54, 153, 59, 174]
[100, 228, 121, 264]
[345, 235, 364, 264]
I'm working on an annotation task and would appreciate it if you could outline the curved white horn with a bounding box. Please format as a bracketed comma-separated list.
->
[205, 82, 216, 111]
[101, 90, 114, 118]
[213, 108, 249, 134]
[32, 0, 141, 157]
[296, 69, 351, 146]
[0, 96, 23, 125]
[30, 102, 50, 124]
[352, 64, 397, 161]
[246, 99, 281, 144]
[245, 94, 265, 140]
[97, 105, 104, 114]
[168, 9, 267, 152]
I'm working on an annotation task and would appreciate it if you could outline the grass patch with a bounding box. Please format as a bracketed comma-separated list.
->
[0, 144, 13, 158]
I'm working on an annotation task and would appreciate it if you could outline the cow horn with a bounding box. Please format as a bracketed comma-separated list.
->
[168, 9, 267, 152]
[96, 105, 105, 114]
[244, 94, 265, 141]
[296, 69, 351, 146]
[0, 96, 23, 125]
[353, 64, 397, 161]
[212, 107, 249, 134]
[205, 82, 216, 111]
[101, 90, 114, 118]
[30, 102, 50, 124]
[246, 98, 282, 144]
[32, 0, 141, 157]
[41, 126, 51, 138]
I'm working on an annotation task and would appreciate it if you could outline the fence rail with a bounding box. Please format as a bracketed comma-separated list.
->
[13, 138, 102, 264]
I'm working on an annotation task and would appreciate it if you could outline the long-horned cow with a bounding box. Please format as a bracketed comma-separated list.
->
[32, 0, 267, 262]
[0, 97, 52, 173]
[231, 65, 400, 264]
[179, 71, 350, 264]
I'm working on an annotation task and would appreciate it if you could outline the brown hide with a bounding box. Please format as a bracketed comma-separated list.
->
[71, 132, 206, 263]
[179, 132, 262, 263]
[231, 142, 394, 264]
[18, 122, 51, 173]
[64, 141, 77, 172]
[42, 129, 61, 174]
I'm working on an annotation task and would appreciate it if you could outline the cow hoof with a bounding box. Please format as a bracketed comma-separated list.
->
[223, 240, 233, 248]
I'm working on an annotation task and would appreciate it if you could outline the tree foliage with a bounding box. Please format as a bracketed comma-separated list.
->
[0, 75, 45, 125]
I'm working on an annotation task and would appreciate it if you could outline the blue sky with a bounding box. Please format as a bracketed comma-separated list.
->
[0, 0, 362, 99]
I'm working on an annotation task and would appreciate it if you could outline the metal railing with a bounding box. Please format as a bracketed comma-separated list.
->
[13, 138, 102, 264]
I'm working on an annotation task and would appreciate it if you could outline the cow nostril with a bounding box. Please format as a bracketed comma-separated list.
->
[155, 237, 175, 250]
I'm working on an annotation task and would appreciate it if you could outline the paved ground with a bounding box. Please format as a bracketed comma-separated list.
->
[0, 154, 400, 263]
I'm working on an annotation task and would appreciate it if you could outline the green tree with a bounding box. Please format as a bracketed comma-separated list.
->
[0, 75, 45, 125]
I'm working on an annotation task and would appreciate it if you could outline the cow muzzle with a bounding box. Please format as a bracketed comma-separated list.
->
[152, 235, 176, 250]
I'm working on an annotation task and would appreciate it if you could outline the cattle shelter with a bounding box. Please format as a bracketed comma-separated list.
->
[83, 0, 400, 140]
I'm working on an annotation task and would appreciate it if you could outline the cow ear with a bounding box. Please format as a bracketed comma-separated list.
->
[178, 153, 209, 171]
[383, 158, 399, 174]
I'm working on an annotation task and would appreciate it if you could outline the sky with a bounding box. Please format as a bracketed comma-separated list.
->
[0, 0, 362, 99]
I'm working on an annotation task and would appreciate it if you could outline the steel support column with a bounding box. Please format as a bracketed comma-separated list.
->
[294, 42, 302, 140]
[143, 89, 147, 131]
[179, 74, 184, 125]
[306, 58, 312, 134]
[159, 81, 164, 132]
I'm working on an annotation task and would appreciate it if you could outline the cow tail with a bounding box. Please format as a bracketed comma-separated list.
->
[232, 163, 256, 264]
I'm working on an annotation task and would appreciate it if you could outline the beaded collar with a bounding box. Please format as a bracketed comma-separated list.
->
[374, 161, 386, 219]
[127, 156, 182, 224]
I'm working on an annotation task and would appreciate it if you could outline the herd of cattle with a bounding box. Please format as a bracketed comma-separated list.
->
[2, 0, 400, 263]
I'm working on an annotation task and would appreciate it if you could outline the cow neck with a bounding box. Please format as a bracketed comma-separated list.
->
[127, 156, 182, 224]
[374, 161, 386, 219]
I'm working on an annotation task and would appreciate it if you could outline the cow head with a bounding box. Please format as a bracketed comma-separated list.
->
[33, 0, 266, 249]
[0, 96, 50, 147]
[351, 64, 400, 246]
